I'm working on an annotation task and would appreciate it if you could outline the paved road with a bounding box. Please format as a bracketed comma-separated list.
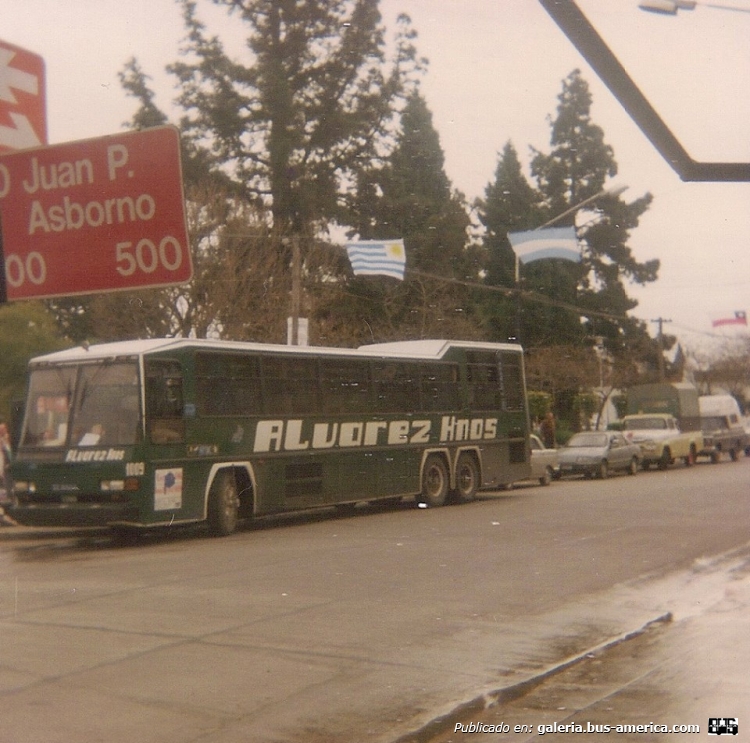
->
[0, 458, 748, 742]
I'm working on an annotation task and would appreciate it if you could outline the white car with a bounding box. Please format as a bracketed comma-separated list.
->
[529, 434, 559, 486]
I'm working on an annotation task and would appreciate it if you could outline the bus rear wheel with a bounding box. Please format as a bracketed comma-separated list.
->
[453, 453, 480, 503]
[208, 470, 240, 536]
[420, 455, 449, 508]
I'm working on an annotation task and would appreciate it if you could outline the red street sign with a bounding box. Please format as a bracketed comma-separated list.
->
[0, 39, 47, 153]
[0, 126, 192, 301]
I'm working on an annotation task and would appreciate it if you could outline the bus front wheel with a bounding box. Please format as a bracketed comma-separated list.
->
[420, 455, 449, 508]
[208, 470, 240, 536]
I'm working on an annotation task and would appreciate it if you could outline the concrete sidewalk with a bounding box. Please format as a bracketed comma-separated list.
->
[401, 553, 750, 743]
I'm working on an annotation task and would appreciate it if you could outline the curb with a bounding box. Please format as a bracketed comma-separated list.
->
[389, 612, 674, 743]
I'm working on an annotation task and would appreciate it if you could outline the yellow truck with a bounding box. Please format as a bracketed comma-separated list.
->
[622, 413, 703, 470]
[623, 383, 704, 469]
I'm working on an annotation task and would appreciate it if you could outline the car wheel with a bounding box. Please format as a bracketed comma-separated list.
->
[539, 466, 553, 487]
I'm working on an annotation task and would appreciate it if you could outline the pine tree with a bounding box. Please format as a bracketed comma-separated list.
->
[352, 92, 470, 274]
[50, 0, 423, 344]
[335, 91, 480, 342]
[528, 70, 659, 354]
[479, 142, 541, 286]
[475, 142, 542, 341]
[168, 0, 419, 235]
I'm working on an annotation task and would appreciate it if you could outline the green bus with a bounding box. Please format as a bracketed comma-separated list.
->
[9, 338, 531, 536]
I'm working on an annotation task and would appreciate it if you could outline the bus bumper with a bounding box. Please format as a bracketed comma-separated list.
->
[6, 502, 140, 528]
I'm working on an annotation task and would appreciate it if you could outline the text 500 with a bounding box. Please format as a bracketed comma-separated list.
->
[116, 236, 184, 276]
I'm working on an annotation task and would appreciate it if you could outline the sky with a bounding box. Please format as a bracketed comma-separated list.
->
[2, 0, 749, 354]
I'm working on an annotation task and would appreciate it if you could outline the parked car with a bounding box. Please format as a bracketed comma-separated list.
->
[557, 431, 641, 479]
[696, 395, 747, 463]
[529, 434, 559, 486]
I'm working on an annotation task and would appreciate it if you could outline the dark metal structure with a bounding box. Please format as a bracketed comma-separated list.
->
[539, 0, 750, 182]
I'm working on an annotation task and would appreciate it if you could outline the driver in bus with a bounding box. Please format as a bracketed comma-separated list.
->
[78, 424, 104, 446]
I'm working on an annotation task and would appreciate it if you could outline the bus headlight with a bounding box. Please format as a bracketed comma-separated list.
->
[13, 481, 36, 494]
[100, 480, 125, 492]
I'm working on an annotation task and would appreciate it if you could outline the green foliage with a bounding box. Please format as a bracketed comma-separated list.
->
[341, 91, 479, 341]
[527, 390, 553, 422]
[611, 393, 627, 420]
[59, 0, 425, 344]
[478, 70, 661, 380]
[530, 71, 659, 351]
[0, 303, 68, 420]
[478, 141, 542, 287]
[43, 5, 666, 390]
[353, 93, 470, 273]
[572, 391, 599, 430]
[168, 0, 420, 233]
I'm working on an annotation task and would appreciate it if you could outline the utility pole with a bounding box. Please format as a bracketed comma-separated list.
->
[290, 234, 301, 346]
[651, 317, 672, 380]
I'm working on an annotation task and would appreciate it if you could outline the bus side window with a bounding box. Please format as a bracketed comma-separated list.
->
[500, 352, 525, 411]
[146, 361, 185, 444]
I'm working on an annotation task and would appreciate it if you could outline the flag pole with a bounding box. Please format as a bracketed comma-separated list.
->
[536, 184, 628, 230]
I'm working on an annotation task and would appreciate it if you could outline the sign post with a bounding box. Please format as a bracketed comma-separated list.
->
[0, 126, 192, 301]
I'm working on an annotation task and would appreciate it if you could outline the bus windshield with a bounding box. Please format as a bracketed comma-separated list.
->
[21, 362, 142, 448]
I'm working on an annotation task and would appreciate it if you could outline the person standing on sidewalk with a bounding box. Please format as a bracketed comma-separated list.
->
[540, 411, 556, 449]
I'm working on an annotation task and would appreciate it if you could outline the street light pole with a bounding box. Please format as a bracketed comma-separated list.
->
[639, 0, 750, 13]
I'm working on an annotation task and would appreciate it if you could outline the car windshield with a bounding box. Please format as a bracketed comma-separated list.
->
[567, 432, 608, 448]
[623, 417, 666, 430]
[701, 416, 727, 431]
[20, 362, 141, 448]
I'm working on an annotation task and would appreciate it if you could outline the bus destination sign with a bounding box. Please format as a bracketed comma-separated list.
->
[0, 125, 192, 301]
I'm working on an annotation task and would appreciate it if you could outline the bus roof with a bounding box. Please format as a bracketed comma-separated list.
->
[360, 339, 523, 356]
[28, 338, 523, 366]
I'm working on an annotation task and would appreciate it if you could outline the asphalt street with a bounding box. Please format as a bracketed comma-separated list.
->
[0, 457, 748, 742]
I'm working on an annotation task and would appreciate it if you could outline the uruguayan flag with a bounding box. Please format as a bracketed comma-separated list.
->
[508, 227, 580, 265]
[345, 239, 406, 280]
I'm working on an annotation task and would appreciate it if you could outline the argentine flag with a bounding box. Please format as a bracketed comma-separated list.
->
[508, 227, 580, 265]
[345, 239, 406, 280]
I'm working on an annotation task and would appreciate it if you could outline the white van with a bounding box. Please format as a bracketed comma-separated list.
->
[697, 395, 747, 462]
